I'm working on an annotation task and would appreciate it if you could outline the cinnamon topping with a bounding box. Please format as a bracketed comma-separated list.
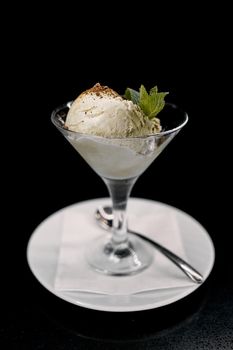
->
[81, 83, 119, 98]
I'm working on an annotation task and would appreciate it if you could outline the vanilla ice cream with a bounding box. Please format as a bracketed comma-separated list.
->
[65, 83, 161, 137]
[60, 83, 171, 179]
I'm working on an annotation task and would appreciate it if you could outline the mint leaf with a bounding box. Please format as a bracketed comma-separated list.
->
[124, 88, 140, 104]
[149, 86, 158, 94]
[124, 84, 168, 119]
[139, 85, 168, 119]
[139, 85, 149, 102]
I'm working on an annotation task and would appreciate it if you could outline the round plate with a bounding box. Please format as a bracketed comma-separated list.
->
[27, 198, 215, 312]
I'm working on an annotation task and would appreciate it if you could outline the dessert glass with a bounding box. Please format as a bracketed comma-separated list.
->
[51, 102, 188, 275]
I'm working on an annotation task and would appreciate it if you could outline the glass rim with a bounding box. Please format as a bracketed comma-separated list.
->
[51, 101, 189, 140]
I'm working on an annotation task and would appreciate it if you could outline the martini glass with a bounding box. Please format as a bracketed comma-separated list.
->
[51, 103, 188, 276]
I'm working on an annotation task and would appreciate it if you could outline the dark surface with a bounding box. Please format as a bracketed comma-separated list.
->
[2, 5, 232, 349]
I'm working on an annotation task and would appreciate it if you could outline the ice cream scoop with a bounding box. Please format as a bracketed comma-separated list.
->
[65, 83, 161, 137]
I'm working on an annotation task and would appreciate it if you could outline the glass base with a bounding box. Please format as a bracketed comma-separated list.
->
[86, 233, 153, 276]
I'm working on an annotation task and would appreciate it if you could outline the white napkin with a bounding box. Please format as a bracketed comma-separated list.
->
[55, 202, 194, 295]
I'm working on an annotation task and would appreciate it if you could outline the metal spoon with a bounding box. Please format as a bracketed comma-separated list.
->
[95, 206, 203, 284]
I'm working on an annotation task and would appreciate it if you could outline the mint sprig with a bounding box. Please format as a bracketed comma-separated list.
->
[124, 85, 168, 119]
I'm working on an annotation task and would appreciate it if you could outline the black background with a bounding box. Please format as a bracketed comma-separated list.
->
[2, 4, 232, 349]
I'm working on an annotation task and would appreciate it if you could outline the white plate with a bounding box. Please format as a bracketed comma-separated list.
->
[27, 198, 215, 312]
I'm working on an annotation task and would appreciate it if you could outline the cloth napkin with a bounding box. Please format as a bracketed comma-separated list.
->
[55, 201, 194, 295]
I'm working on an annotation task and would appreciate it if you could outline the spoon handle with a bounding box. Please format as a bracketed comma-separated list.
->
[128, 229, 203, 284]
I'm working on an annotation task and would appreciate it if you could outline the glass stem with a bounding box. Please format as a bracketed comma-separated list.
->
[103, 177, 138, 246]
